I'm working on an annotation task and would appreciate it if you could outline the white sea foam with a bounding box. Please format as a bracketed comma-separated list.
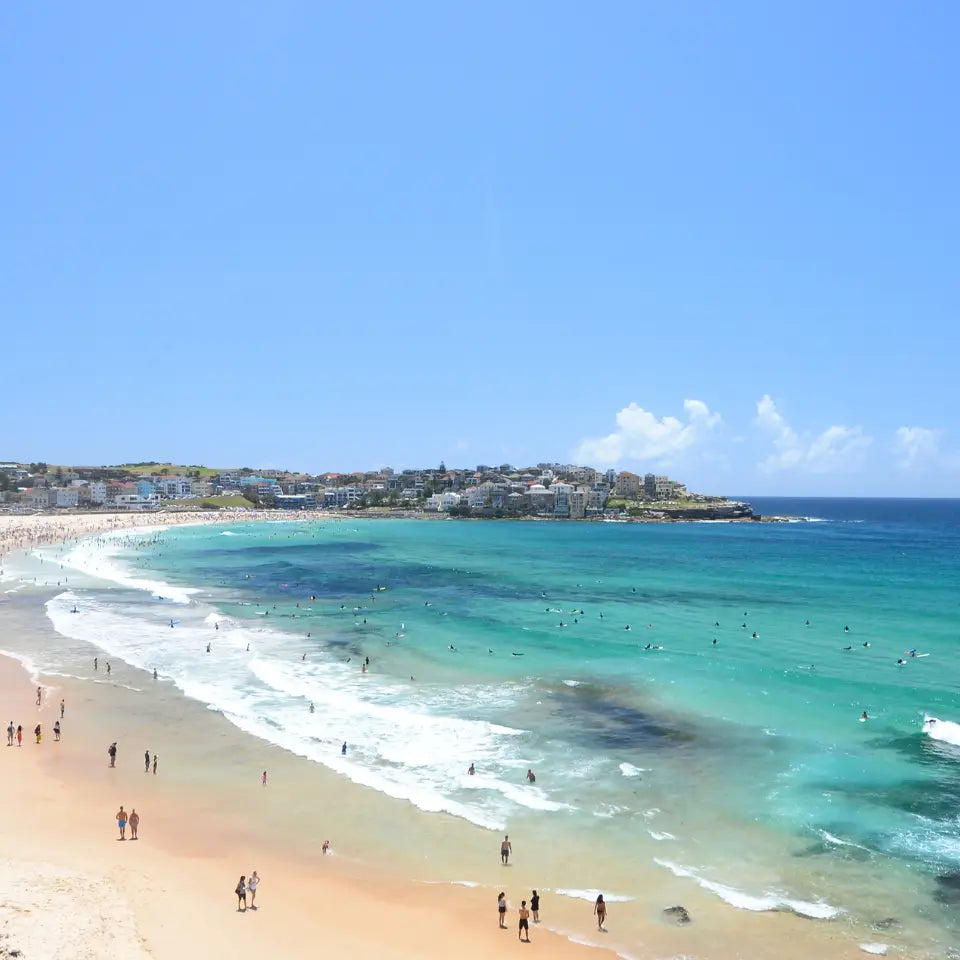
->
[653, 860, 842, 920]
[647, 830, 675, 841]
[923, 715, 960, 747]
[56, 539, 198, 604]
[821, 830, 870, 851]
[859, 945, 888, 956]
[555, 888, 634, 903]
[43, 587, 574, 832]
[619, 762, 644, 777]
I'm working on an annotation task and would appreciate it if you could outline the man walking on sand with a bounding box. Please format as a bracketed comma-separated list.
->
[145, 749, 150, 773]
[108, 742, 117, 767]
[129, 809, 140, 840]
[60, 699, 65, 719]
[116, 806, 127, 840]
[501, 835, 512, 864]
[153, 754, 158, 775]
[36, 687, 41, 706]
[6, 721, 13, 746]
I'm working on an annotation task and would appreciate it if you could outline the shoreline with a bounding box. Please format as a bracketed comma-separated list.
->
[0, 513, 909, 959]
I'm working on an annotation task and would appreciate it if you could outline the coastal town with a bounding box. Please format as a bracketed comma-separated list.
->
[0, 460, 756, 520]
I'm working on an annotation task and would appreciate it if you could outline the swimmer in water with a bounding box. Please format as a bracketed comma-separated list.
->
[842, 645, 852, 651]
[897, 658, 906, 665]
[862, 641, 870, 648]
[861, 711, 868, 721]
[752, 632, 759, 638]
[712, 638, 718, 645]
[468, 763, 475, 775]
[206, 643, 211, 653]
[625, 625, 631, 631]
[844, 626, 850, 633]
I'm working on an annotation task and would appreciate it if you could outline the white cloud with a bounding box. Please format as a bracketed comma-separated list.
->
[755, 395, 871, 474]
[574, 399, 721, 466]
[893, 426, 940, 468]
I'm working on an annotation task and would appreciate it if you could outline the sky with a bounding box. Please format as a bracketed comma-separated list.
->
[2, 3, 958, 496]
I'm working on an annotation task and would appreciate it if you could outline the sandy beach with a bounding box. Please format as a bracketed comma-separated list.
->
[0, 513, 891, 959]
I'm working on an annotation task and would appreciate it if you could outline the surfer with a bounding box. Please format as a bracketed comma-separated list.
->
[897, 658, 906, 665]
[842, 645, 852, 651]
[862, 641, 870, 647]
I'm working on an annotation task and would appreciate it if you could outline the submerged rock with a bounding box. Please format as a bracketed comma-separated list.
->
[663, 905, 691, 924]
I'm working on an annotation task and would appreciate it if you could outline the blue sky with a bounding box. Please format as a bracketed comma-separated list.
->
[2, 2, 957, 495]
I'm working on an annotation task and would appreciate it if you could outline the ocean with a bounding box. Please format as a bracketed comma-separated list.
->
[14, 499, 960, 956]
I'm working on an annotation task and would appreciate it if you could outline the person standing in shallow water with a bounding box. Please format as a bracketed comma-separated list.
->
[530, 890, 540, 923]
[501, 835, 512, 864]
[594, 894, 606, 930]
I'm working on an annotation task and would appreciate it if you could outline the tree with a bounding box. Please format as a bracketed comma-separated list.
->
[0, 471, 9, 492]
[30, 462, 47, 474]
[438, 461, 446, 473]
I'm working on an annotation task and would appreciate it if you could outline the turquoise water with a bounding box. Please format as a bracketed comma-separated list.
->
[39, 501, 960, 951]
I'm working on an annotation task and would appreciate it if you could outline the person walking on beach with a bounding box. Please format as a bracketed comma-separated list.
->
[116, 806, 127, 840]
[261, 770, 267, 786]
[145, 750, 151, 773]
[518, 900, 531, 942]
[16, 725, 22, 747]
[54, 720, 61, 741]
[94, 657, 98, 671]
[129, 809, 140, 840]
[248, 871, 260, 909]
[34, 724, 41, 743]
[235, 875, 247, 911]
[501, 835, 512, 865]
[60, 699, 65, 719]
[152, 754, 158, 775]
[6, 721, 13, 746]
[108, 742, 117, 767]
[594, 894, 606, 930]
[36, 687, 42, 706]
[531, 890, 540, 923]
[497, 892, 507, 928]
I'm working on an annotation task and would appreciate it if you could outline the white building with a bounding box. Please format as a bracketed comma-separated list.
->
[113, 493, 161, 511]
[51, 488, 79, 508]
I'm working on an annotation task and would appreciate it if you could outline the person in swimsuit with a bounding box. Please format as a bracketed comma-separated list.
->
[6, 721, 13, 746]
[501, 835, 512, 864]
[594, 894, 606, 929]
[145, 750, 151, 773]
[36, 686, 41, 706]
[248, 871, 259, 908]
[129, 809, 140, 840]
[16, 725, 22, 747]
[518, 901, 530, 941]
[262, 770, 267, 786]
[531, 890, 540, 922]
[526, 769, 536, 783]
[153, 754, 158, 775]
[116, 806, 127, 840]
[467, 763, 475, 775]
[497, 892, 507, 928]
[54, 720, 61, 741]
[236, 875, 247, 911]
[60, 699, 65, 718]
[108, 742, 117, 767]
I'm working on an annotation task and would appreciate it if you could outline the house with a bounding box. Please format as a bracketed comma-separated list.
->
[23, 488, 51, 510]
[275, 493, 316, 509]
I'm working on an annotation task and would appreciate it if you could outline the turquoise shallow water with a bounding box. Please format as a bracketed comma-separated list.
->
[34, 500, 960, 953]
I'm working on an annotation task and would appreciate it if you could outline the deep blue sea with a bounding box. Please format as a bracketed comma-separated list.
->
[36, 499, 960, 955]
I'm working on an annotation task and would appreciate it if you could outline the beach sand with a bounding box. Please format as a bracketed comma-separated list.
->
[0, 513, 885, 959]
